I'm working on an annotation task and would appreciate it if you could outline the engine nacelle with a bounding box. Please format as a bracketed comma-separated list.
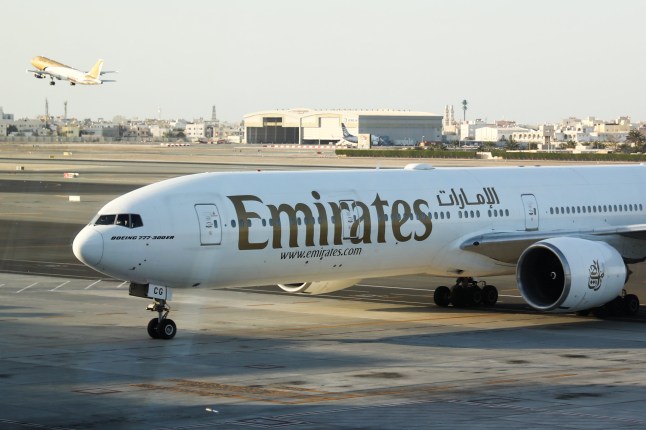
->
[34, 73, 46, 79]
[277, 279, 360, 295]
[517, 237, 626, 312]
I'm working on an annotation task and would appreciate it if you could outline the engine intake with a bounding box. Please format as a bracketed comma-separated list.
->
[517, 237, 626, 312]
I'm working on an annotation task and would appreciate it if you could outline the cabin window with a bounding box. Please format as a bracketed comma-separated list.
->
[231, 220, 237, 228]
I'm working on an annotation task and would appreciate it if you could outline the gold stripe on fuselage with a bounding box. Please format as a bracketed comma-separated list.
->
[31, 56, 72, 71]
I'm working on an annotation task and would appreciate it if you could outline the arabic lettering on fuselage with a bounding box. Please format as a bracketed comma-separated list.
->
[436, 187, 500, 209]
[228, 187, 501, 251]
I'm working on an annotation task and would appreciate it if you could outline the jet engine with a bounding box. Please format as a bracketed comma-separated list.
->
[34, 73, 46, 79]
[278, 279, 360, 295]
[517, 237, 626, 312]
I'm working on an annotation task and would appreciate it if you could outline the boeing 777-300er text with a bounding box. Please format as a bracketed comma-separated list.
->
[73, 164, 645, 339]
[28, 56, 116, 85]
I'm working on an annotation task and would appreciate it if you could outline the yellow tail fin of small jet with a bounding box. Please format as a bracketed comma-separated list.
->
[87, 59, 104, 79]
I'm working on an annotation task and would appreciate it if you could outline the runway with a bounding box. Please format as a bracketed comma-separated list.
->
[3, 144, 646, 429]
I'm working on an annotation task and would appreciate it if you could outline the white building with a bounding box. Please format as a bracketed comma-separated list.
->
[459, 120, 488, 141]
[243, 108, 442, 145]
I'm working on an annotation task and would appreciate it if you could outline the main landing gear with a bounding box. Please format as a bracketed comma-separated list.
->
[576, 290, 640, 318]
[129, 283, 177, 340]
[433, 277, 498, 308]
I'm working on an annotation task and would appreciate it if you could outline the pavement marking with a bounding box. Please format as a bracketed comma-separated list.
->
[50, 280, 70, 291]
[0, 283, 5, 288]
[15, 282, 38, 293]
[84, 280, 101, 290]
[117, 281, 128, 288]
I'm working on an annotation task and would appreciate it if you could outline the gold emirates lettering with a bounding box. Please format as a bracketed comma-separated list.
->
[228, 191, 433, 251]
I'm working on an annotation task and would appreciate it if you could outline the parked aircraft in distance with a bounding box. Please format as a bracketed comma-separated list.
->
[73, 164, 645, 339]
[28, 56, 117, 86]
[339, 123, 389, 146]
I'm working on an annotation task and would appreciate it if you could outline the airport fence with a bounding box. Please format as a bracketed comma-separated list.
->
[336, 149, 479, 159]
[336, 148, 646, 162]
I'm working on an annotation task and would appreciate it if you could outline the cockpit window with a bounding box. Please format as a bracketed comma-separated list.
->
[115, 214, 130, 227]
[131, 214, 143, 228]
[95, 214, 116, 225]
[94, 213, 143, 229]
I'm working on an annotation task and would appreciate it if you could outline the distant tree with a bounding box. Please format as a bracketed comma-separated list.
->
[479, 142, 497, 151]
[504, 136, 520, 150]
[6, 125, 17, 135]
[565, 140, 577, 149]
[617, 143, 634, 154]
[626, 129, 646, 147]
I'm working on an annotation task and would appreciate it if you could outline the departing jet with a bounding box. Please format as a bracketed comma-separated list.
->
[340, 123, 388, 146]
[28, 56, 117, 86]
[74, 164, 645, 339]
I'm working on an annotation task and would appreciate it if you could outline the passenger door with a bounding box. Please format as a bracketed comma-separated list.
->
[195, 204, 222, 245]
[521, 194, 539, 231]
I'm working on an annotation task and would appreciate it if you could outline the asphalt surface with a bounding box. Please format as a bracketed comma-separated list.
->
[3, 144, 646, 430]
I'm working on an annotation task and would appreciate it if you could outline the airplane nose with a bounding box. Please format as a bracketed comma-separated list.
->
[73, 227, 104, 266]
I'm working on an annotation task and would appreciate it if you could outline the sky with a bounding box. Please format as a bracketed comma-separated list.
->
[2, 0, 645, 124]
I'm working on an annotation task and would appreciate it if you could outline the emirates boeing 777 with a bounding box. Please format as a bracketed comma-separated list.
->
[73, 163, 645, 339]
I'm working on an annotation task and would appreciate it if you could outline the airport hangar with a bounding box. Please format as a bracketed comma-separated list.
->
[243, 108, 443, 145]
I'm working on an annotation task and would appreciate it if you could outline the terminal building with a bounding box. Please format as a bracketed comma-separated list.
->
[243, 108, 442, 145]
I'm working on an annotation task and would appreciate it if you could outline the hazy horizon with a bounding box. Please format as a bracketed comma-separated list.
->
[2, 0, 645, 124]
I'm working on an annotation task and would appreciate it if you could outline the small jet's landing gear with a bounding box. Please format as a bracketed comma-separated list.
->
[433, 277, 498, 308]
[146, 299, 177, 340]
[49, 80, 55, 86]
[577, 290, 640, 318]
[129, 283, 177, 340]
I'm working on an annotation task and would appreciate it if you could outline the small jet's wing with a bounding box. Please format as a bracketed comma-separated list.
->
[27, 69, 63, 80]
[100, 79, 117, 83]
[100, 70, 118, 75]
[461, 223, 646, 264]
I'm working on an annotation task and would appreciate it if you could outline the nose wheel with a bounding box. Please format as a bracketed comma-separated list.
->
[146, 299, 177, 339]
[129, 283, 178, 340]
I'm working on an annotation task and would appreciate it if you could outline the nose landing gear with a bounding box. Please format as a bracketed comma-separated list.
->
[129, 283, 178, 340]
[146, 299, 177, 339]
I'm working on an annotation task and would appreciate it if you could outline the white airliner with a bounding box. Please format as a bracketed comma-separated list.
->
[73, 164, 645, 339]
[340, 123, 388, 146]
[28, 56, 117, 86]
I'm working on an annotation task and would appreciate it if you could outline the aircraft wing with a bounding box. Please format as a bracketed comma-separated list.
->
[27, 69, 64, 80]
[100, 79, 117, 83]
[100, 70, 118, 75]
[461, 223, 646, 264]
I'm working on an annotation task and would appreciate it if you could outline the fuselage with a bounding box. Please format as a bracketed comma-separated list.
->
[30, 56, 103, 85]
[73, 164, 646, 290]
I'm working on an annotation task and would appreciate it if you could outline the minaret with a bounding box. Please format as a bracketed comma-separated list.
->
[211, 105, 217, 122]
[64, 101, 68, 120]
[45, 98, 49, 118]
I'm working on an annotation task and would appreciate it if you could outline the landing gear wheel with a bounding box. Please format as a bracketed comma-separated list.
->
[147, 318, 160, 339]
[624, 294, 640, 316]
[158, 319, 177, 340]
[434, 286, 451, 307]
[144, 296, 178, 340]
[470, 288, 483, 305]
[482, 285, 498, 306]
